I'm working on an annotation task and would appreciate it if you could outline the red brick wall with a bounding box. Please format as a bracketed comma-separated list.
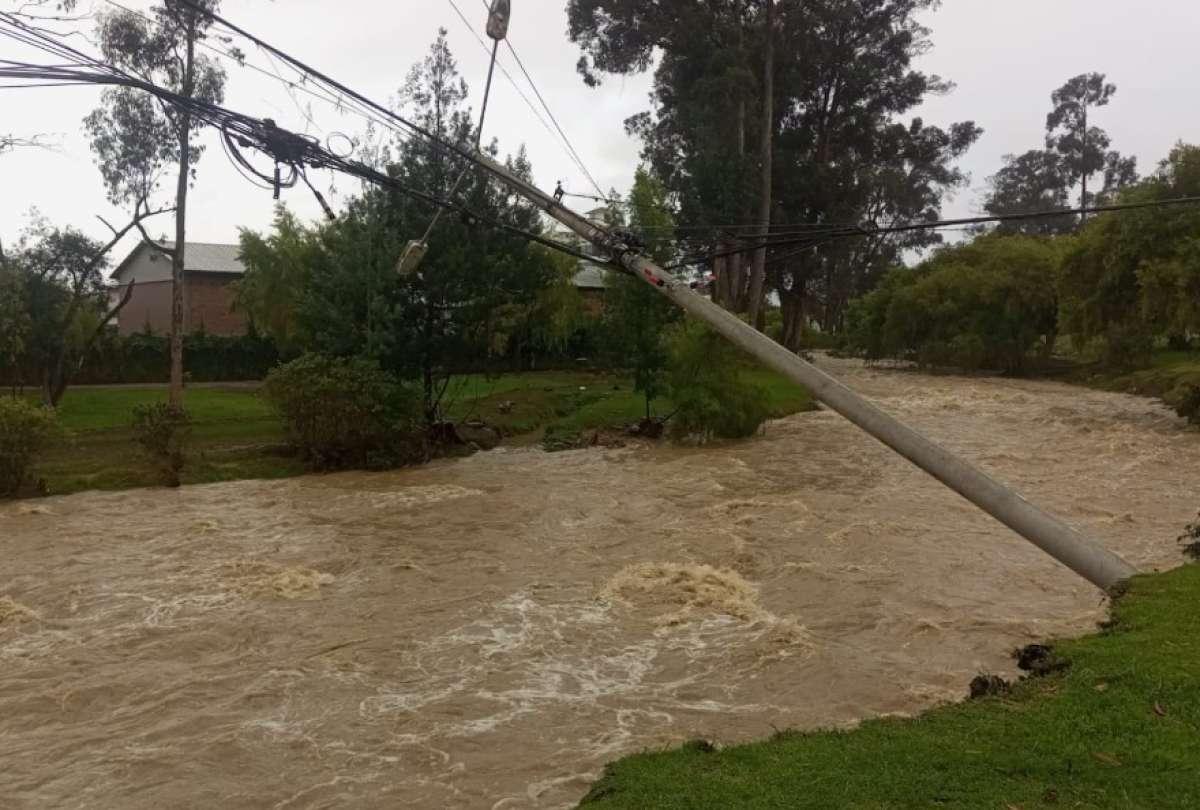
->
[186, 273, 247, 336]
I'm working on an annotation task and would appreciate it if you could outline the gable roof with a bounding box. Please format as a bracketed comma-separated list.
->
[111, 241, 245, 280]
[111, 240, 611, 290]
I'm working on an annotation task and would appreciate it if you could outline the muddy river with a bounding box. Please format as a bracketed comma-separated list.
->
[1, 358, 1196, 809]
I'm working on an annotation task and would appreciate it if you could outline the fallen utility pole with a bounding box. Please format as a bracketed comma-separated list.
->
[472, 152, 1137, 591]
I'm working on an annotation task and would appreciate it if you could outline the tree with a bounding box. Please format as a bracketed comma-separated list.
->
[1059, 143, 1200, 365]
[234, 206, 316, 355]
[844, 235, 1061, 374]
[0, 255, 30, 390]
[245, 31, 558, 422]
[85, 0, 229, 408]
[601, 168, 681, 419]
[1045, 73, 1137, 216]
[572, 0, 979, 344]
[982, 150, 1073, 235]
[7, 209, 166, 405]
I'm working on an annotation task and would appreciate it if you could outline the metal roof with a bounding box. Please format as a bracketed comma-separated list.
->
[111, 241, 246, 279]
[113, 240, 610, 289]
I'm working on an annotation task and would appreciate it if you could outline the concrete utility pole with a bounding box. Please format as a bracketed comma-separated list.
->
[470, 152, 1137, 591]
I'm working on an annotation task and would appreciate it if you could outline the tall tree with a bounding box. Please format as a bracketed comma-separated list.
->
[251, 30, 556, 422]
[6, 209, 164, 405]
[746, 0, 774, 329]
[570, 0, 978, 344]
[85, 0, 228, 408]
[1044, 73, 1136, 217]
[602, 168, 682, 419]
[982, 150, 1073, 235]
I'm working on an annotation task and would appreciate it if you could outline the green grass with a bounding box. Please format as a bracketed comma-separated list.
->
[21, 368, 816, 497]
[1070, 350, 1200, 401]
[581, 563, 1200, 809]
[28, 385, 301, 496]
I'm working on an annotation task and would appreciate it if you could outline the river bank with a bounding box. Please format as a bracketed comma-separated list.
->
[580, 560, 1200, 808]
[17, 368, 815, 498]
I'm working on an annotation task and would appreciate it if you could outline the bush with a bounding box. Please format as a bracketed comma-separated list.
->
[842, 235, 1060, 374]
[1170, 383, 1200, 425]
[262, 353, 427, 470]
[666, 322, 769, 441]
[0, 397, 57, 496]
[131, 402, 189, 487]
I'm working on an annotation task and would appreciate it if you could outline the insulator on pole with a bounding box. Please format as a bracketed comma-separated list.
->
[486, 0, 510, 40]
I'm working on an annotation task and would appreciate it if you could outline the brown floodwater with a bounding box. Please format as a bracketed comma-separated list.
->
[1, 358, 1196, 809]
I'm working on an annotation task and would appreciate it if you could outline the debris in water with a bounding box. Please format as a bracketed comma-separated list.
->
[0, 596, 38, 625]
[968, 673, 1009, 699]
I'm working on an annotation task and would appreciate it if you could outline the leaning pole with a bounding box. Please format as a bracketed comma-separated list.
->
[473, 154, 1137, 591]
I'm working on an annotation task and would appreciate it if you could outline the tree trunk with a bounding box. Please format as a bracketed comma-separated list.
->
[169, 21, 197, 410]
[1079, 100, 1088, 224]
[745, 0, 774, 329]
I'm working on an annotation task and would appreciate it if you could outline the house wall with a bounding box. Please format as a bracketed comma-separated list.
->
[116, 271, 247, 337]
[186, 273, 247, 336]
[117, 279, 174, 336]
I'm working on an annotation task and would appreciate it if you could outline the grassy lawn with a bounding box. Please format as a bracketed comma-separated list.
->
[30, 387, 301, 495]
[23, 368, 816, 497]
[581, 563, 1200, 809]
[1069, 350, 1200, 409]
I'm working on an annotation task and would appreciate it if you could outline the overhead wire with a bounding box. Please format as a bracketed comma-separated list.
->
[0, 11, 608, 266]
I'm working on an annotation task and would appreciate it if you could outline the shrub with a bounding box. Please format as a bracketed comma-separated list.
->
[0, 397, 57, 496]
[666, 322, 769, 441]
[842, 235, 1060, 374]
[1170, 382, 1200, 425]
[262, 353, 427, 470]
[131, 402, 189, 487]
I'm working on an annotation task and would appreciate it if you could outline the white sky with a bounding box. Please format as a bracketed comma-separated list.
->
[2, 0, 1199, 262]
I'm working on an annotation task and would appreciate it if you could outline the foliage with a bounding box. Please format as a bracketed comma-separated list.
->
[2, 215, 129, 405]
[571, 0, 981, 339]
[262, 353, 427, 471]
[666, 321, 768, 440]
[2, 331, 281, 387]
[241, 31, 559, 420]
[0, 396, 58, 496]
[131, 401, 189, 486]
[1058, 143, 1200, 363]
[86, 0, 231, 407]
[982, 150, 1073, 235]
[1044, 73, 1138, 208]
[0, 257, 30, 384]
[234, 206, 315, 354]
[599, 168, 682, 416]
[1172, 383, 1200, 425]
[844, 235, 1060, 374]
[85, 0, 228, 208]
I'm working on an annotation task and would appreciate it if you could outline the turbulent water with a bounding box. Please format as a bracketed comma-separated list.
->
[2, 358, 1196, 809]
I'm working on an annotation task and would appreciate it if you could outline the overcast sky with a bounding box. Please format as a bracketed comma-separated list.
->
[2, 0, 1199, 263]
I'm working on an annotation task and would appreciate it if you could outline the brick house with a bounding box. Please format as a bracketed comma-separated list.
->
[110, 237, 609, 337]
[110, 242, 249, 337]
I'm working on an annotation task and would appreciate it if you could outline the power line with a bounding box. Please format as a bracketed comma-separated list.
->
[0, 13, 609, 267]
[670, 195, 1200, 268]
[500, 40, 606, 198]
[444, 0, 603, 198]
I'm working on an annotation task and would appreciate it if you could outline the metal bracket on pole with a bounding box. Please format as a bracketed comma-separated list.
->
[467, 151, 1138, 592]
